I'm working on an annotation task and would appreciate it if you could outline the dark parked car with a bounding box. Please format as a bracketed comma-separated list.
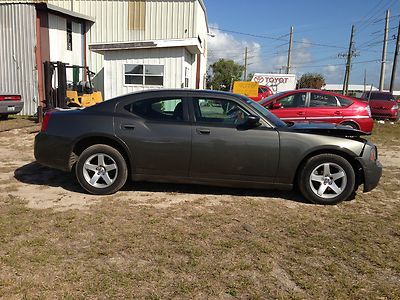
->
[0, 92, 24, 119]
[34, 90, 382, 205]
[259, 89, 374, 133]
[360, 91, 399, 121]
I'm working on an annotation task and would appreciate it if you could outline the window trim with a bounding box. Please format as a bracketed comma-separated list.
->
[123, 64, 165, 87]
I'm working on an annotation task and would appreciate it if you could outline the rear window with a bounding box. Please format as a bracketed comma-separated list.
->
[363, 92, 395, 101]
[337, 97, 353, 107]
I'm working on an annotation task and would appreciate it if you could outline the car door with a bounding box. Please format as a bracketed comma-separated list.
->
[307, 92, 343, 124]
[189, 96, 280, 183]
[269, 92, 307, 122]
[114, 95, 191, 177]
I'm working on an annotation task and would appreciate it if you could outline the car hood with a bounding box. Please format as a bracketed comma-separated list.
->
[286, 122, 368, 137]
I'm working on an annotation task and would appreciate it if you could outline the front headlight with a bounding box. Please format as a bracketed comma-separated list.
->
[392, 104, 399, 110]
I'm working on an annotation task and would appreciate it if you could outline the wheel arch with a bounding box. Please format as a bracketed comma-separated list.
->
[339, 120, 360, 130]
[293, 148, 364, 188]
[70, 135, 133, 175]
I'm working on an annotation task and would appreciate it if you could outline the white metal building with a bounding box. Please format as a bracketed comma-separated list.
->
[0, 2, 93, 114]
[1, 0, 209, 113]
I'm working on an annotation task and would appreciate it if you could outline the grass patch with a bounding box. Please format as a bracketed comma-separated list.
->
[0, 177, 399, 299]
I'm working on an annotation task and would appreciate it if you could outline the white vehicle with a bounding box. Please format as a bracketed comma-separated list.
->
[251, 73, 296, 94]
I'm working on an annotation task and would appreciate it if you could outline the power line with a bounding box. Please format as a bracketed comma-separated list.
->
[209, 26, 347, 50]
[292, 59, 380, 69]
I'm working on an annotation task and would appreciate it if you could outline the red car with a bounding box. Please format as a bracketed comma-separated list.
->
[249, 85, 273, 102]
[360, 91, 399, 121]
[259, 89, 374, 133]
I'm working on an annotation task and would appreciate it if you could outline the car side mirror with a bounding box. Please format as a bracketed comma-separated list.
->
[237, 115, 261, 130]
[271, 102, 282, 109]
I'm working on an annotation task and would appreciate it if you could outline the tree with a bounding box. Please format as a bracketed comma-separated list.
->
[298, 73, 326, 89]
[208, 59, 244, 91]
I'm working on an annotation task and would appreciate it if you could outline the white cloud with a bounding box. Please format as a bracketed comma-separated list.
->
[267, 38, 313, 76]
[323, 65, 339, 73]
[207, 25, 262, 74]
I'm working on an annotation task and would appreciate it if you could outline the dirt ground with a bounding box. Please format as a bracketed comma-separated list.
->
[0, 119, 399, 298]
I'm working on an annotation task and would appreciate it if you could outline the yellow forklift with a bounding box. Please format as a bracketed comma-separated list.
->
[43, 61, 102, 110]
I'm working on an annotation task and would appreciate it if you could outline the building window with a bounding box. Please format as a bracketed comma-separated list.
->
[125, 64, 164, 86]
[185, 67, 189, 88]
[67, 20, 72, 51]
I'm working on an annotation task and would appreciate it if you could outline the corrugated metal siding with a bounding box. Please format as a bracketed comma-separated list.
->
[47, 1, 197, 69]
[0, 4, 38, 115]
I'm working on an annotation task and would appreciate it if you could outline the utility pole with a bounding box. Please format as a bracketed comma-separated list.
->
[379, 10, 390, 91]
[342, 25, 355, 95]
[243, 47, 248, 81]
[390, 19, 400, 93]
[364, 69, 367, 93]
[287, 26, 294, 74]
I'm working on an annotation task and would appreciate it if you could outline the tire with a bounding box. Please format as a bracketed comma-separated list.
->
[75, 144, 128, 195]
[0, 114, 8, 120]
[341, 121, 359, 130]
[298, 154, 355, 205]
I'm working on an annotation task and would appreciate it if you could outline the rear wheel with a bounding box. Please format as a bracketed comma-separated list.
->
[0, 114, 8, 120]
[75, 144, 128, 195]
[298, 154, 355, 205]
[341, 121, 359, 130]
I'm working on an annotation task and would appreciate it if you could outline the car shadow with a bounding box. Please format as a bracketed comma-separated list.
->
[14, 162, 310, 204]
[14, 162, 84, 193]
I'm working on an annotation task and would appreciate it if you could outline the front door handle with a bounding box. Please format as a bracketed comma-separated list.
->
[334, 111, 342, 115]
[297, 111, 305, 116]
[196, 128, 211, 135]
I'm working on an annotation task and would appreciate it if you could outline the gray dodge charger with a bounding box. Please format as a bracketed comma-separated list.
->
[34, 90, 382, 205]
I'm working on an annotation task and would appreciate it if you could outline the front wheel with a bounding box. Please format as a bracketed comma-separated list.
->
[75, 144, 128, 195]
[298, 154, 355, 205]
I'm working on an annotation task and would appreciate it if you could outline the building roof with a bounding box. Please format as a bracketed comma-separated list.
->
[323, 84, 379, 92]
[89, 38, 204, 55]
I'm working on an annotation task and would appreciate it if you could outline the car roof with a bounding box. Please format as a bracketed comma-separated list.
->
[273, 89, 353, 97]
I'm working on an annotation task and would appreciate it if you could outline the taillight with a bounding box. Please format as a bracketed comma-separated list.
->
[0, 95, 21, 101]
[366, 105, 372, 117]
[41, 111, 53, 132]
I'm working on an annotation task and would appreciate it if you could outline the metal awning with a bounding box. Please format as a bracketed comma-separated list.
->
[89, 38, 204, 55]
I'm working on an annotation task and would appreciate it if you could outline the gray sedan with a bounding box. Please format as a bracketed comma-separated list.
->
[34, 90, 382, 205]
[0, 92, 24, 119]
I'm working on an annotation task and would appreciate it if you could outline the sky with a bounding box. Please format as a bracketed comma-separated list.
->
[204, 0, 400, 89]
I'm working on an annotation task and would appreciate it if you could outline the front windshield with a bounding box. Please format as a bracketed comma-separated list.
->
[259, 92, 285, 106]
[240, 96, 287, 128]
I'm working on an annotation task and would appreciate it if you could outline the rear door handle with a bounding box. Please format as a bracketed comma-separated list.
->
[122, 124, 135, 130]
[196, 128, 211, 135]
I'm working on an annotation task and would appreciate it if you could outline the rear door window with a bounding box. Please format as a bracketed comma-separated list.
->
[310, 93, 338, 107]
[125, 98, 185, 121]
